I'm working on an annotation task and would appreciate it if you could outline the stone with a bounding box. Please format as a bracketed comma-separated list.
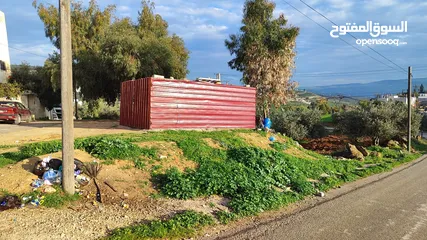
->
[346, 143, 364, 161]
[320, 173, 330, 178]
[402, 143, 408, 150]
[317, 192, 325, 197]
[43, 186, 57, 194]
[387, 140, 400, 149]
[369, 151, 383, 158]
[356, 145, 369, 157]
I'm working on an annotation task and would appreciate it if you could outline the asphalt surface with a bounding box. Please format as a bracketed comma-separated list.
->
[0, 122, 36, 134]
[210, 156, 427, 240]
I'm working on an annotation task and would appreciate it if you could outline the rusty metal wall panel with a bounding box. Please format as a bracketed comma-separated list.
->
[120, 78, 151, 129]
[150, 78, 256, 129]
[120, 78, 256, 130]
[120, 81, 132, 127]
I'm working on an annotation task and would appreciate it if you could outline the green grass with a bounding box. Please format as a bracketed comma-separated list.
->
[42, 190, 80, 208]
[20, 187, 80, 209]
[0, 130, 425, 239]
[107, 210, 214, 240]
[321, 114, 333, 123]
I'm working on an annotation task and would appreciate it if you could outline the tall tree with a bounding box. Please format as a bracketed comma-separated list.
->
[420, 84, 425, 94]
[225, 0, 299, 118]
[33, 0, 189, 103]
[33, 0, 114, 59]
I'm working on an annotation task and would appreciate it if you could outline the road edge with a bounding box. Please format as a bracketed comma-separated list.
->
[202, 154, 427, 240]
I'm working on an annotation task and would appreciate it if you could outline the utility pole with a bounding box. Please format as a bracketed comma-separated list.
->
[407, 66, 412, 152]
[60, 0, 75, 194]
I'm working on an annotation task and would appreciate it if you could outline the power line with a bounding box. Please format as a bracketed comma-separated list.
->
[298, 0, 408, 74]
[295, 67, 427, 77]
[282, 1, 401, 73]
[0, 42, 48, 59]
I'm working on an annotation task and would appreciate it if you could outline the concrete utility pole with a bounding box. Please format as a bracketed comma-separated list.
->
[60, 0, 75, 194]
[408, 66, 412, 152]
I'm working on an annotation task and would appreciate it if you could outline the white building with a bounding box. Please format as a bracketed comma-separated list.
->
[377, 94, 417, 107]
[0, 11, 11, 83]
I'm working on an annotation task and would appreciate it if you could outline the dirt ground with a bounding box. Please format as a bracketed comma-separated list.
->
[0, 121, 144, 146]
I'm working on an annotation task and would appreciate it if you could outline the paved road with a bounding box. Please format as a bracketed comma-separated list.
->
[211, 156, 427, 240]
[0, 122, 37, 135]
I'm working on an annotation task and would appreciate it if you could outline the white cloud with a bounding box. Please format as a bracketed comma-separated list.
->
[364, 0, 398, 10]
[155, 5, 240, 23]
[117, 5, 131, 12]
[170, 24, 228, 40]
[326, 0, 354, 10]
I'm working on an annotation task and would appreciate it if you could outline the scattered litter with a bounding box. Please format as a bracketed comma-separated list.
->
[31, 179, 44, 188]
[43, 180, 53, 186]
[43, 169, 62, 185]
[121, 201, 129, 209]
[75, 175, 90, 187]
[0, 196, 22, 211]
[316, 192, 325, 197]
[43, 186, 57, 194]
[269, 136, 276, 142]
[263, 118, 272, 129]
[159, 155, 167, 159]
[22, 196, 32, 202]
[123, 193, 129, 199]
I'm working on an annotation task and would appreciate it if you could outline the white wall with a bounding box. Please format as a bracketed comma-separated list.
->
[0, 11, 11, 83]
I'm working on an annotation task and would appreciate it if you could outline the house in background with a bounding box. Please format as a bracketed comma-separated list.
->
[376, 94, 417, 107]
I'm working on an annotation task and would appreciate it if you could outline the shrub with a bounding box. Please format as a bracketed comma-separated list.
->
[270, 108, 323, 140]
[75, 137, 143, 160]
[156, 147, 346, 216]
[79, 99, 120, 120]
[334, 101, 422, 143]
[108, 211, 214, 240]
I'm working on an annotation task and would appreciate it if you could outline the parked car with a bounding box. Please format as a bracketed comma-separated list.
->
[0, 101, 32, 124]
[49, 107, 62, 120]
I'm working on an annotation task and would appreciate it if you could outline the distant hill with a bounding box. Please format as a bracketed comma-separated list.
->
[304, 78, 427, 98]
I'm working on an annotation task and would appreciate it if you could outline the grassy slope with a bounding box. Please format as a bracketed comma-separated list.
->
[0, 130, 425, 239]
[321, 114, 333, 123]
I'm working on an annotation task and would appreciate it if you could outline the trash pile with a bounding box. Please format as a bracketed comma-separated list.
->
[1, 156, 92, 210]
[31, 155, 91, 193]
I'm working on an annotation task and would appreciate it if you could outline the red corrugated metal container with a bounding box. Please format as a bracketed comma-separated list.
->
[120, 77, 256, 129]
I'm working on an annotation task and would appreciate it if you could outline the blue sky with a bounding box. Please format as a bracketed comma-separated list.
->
[1, 0, 427, 87]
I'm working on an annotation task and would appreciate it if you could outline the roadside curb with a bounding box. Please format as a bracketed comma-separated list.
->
[204, 154, 427, 240]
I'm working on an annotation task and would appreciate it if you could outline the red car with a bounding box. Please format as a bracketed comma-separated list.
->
[0, 101, 32, 124]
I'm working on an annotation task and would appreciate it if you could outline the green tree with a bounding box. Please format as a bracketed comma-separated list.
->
[225, 0, 299, 118]
[9, 62, 61, 110]
[420, 84, 425, 94]
[33, 0, 189, 103]
[0, 83, 22, 99]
